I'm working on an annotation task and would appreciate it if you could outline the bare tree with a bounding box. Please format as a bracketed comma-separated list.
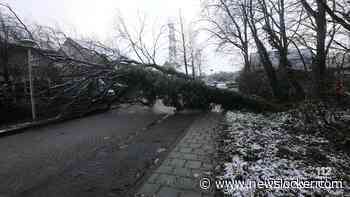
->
[115, 12, 167, 65]
[0, 6, 28, 84]
[300, 0, 330, 97]
[203, 0, 251, 71]
[179, 10, 189, 77]
[243, 0, 283, 99]
[320, 0, 350, 31]
[194, 49, 204, 77]
[257, 0, 307, 98]
[186, 23, 205, 79]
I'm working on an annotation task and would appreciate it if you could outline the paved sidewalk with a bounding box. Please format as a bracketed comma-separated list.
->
[135, 112, 222, 197]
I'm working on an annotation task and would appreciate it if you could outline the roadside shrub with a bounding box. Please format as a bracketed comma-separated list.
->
[237, 70, 273, 99]
[237, 68, 338, 102]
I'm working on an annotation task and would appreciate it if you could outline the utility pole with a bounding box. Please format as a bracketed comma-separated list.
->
[20, 39, 37, 121]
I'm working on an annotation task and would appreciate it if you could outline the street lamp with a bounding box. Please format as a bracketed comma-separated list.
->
[20, 39, 37, 121]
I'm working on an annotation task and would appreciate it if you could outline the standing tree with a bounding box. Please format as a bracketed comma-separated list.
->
[115, 12, 167, 65]
[0, 7, 27, 85]
[243, 0, 283, 99]
[300, 0, 329, 97]
[187, 24, 205, 79]
[320, 0, 350, 32]
[203, 0, 251, 71]
[179, 10, 189, 77]
[257, 0, 306, 98]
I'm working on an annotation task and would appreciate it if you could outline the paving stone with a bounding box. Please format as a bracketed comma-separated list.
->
[175, 177, 197, 190]
[173, 167, 192, 177]
[202, 145, 213, 151]
[196, 155, 211, 163]
[157, 187, 180, 197]
[137, 183, 160, 196]
[156, 174, 177, 185]
[201, 163, 212, 170]
[178, 143, 191, 148]
[170, 159, 186, 167]
[189, 143, 202, 148]
[168, 152, 182, 159]
[136, 113, 221, 197]
[191, 169, 205, 177]
[180, 148, 192, 153]
[156, 165, 174, 174]
[192, 149, 206, 156]
[163, 158, 173, 166]
[186, 161, 202, 169]
[182, 153, 199, 161]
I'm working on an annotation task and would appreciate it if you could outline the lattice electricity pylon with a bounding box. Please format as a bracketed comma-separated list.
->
[168, 21, 177, 65]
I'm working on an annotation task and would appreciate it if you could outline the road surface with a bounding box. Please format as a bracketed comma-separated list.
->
[0, 104, 200, 197]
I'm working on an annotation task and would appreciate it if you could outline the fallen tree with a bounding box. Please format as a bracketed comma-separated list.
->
[41, 61, 282, 119]
[114, 66, 281, 112]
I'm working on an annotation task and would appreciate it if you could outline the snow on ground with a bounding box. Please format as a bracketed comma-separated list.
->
[152, 99, 176, 114]
[217, 111, 350, 196]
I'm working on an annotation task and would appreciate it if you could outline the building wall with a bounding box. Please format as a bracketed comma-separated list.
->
[60, 38, 107, 64]
[249, 49, 313, 71]
[0, 46, 54, 83]
[1, 45, 61, 105]
[327, 52, 350, 69]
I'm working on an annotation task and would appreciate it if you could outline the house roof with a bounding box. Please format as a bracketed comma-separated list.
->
[60, 38, 113, 64]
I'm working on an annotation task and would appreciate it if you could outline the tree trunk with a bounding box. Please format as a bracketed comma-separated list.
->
[243, 16, 250, 72]
[244, 0, 282, 100]
[179, 11, 189, 77]
[313, 0, 327, 98]
[191, 51, 195, 80]
[256, 38, 282, 99]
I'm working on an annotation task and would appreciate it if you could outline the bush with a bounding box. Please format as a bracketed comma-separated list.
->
[237, 68, 340, 102]
[237, 70, 274, 99]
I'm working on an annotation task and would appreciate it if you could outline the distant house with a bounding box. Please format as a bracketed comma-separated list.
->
[0, 36, 124, 87]
[0, 37, 117, 103]
[59, 38, 110, 64]
[163, 61, 181, 70]
[249, 49, 313, 71]
[0, 38, 65, 105]
[0, 42, 62, 82]
[327, 52, 350, 70]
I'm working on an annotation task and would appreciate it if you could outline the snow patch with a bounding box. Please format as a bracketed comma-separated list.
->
[218, 111, 349, 196]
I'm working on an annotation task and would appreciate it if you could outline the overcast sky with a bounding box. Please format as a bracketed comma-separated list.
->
[3, 0, 242, 73]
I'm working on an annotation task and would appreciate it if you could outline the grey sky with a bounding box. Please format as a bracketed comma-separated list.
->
[3, 0, 242, 73]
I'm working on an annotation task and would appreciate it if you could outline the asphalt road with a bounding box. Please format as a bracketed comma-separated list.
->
[0, 104, 200, 197]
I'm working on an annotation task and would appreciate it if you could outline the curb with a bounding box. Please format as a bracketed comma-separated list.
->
[0, 117, 62, 137]
[0, 107, 174, 138]
[0, 103, 132, 137]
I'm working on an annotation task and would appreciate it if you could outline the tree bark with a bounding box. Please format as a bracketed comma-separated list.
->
[179, 10, 189, 77]
[313, 0, 327, 98]
[244, 0, 282, 99]
[301, 0, 327, 98]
